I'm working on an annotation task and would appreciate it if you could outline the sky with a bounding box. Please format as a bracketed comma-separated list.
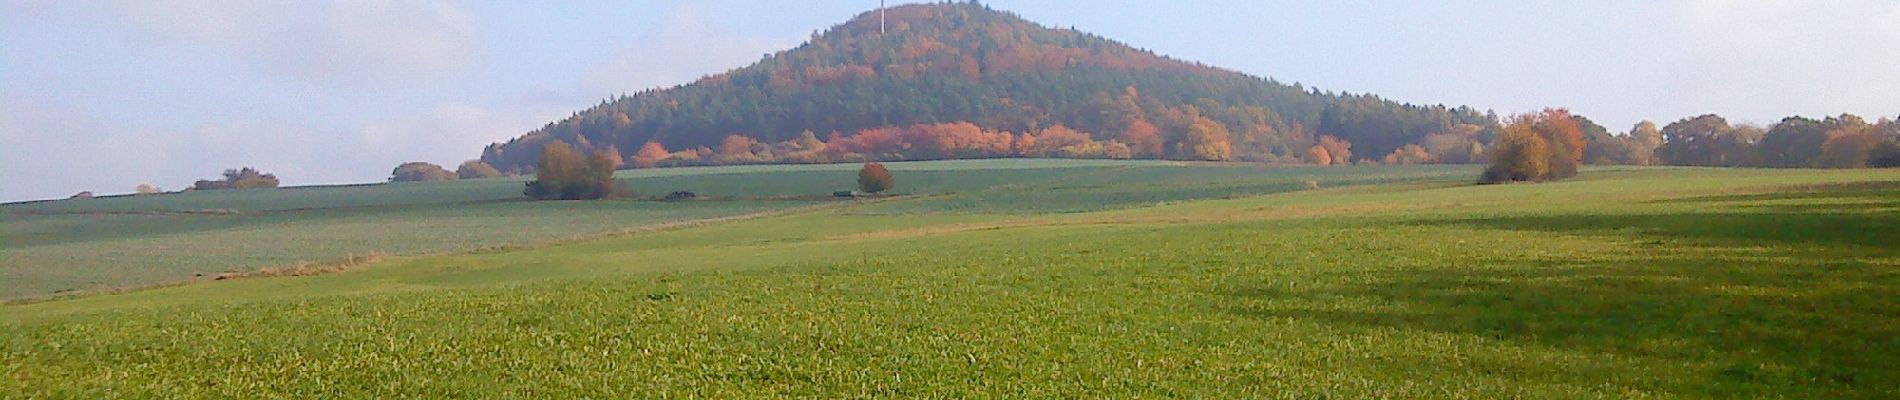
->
[3, 0, 1897, 202]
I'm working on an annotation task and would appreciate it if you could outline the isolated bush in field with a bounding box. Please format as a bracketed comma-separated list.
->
[194, 167, 279, 190]
[525, 141, 622, 200]
[1869, 141, 1900, 168]
[135, 184, 161, 195]
[1483, 122, 1551, 183]
[391, 162, 456, 182]
[456, 160, 503, 179]
[1530, 109, 1584, 180]
[857, 162, 894, 194]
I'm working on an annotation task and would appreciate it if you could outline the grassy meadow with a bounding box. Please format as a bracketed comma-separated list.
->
[3, 163, 1897, 398]
[0, 160, 1470, 299]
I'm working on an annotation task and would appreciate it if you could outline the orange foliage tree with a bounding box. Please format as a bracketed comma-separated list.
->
[857, 162, 894, 194]
[1304, 145, 1333, 166]
[1382, 144, 1433, 165]
[1483, 114, 1557, 183]
[1025, 125, 1094, 157]
[631, 142, 668, 169]
[1120, 119, 1164, 159]
[1316, 135, 1353, 165]
[1178, 117, 1233, 161]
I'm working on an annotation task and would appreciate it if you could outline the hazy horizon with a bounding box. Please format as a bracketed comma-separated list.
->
[4, 0, 1897, 202]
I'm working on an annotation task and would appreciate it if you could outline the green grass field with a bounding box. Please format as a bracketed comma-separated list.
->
[4, 164, 1897, 398]
[0, 160, 1471, 299]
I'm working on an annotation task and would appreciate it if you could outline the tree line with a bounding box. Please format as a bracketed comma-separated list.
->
[1486, 110, 1900, 183]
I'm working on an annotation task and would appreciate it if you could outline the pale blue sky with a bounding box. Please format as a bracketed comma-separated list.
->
[3, 0, 1897, 201]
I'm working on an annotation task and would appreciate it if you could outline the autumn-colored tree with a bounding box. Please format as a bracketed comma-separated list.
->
[857, 162, 894, 194]
[1303, 146, 1332, 166]
[1101, 141, 1133, 159]
[720, 135, 754, 155]
[631, 142, 669, 169]
[1026, 125, 1094, 157]
[1382, 144, 1433, 165]
[598, 144, 625, 170]
[135, 184, 161, 195]
[457, 160, 503, 179]
[838, 127, 907, 156]
[1539, 109, 1586, 163]
[1483, 122, 1552, 183]
[1421, 124, 1486, 164]
[1315, 135, 1352, 165]
[525, 141, 621, 200]
[1120, 119, 1164, 159]
[716, 135, 759, 164]
[1630, 120, 1663, 150]
[902, 122, 1014, 159]
[1818, 125, 1884, 168]
[390, 162, 457, 182]
[1178, 117, 1232, 161]
[794, 130, 826, 152]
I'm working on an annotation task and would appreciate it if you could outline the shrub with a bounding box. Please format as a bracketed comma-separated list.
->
[1483, 124, 1551, 183]
[456, 160, 503, 179]
[391, 162, 456, 182]
[857, 162, 894, 194]
[135, 184, 161, 195]
[525, 141, 623, 200]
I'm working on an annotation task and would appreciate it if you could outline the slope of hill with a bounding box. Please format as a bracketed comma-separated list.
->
[480, 2, 1496, 172]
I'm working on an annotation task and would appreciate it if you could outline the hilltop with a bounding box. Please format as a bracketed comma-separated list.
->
[479, 2, 1495, 172]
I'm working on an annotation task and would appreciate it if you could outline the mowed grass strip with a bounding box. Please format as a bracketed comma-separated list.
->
[4, 168, 1898, 397]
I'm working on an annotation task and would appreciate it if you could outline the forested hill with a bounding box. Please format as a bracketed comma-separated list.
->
[479, 2, 1498, 172]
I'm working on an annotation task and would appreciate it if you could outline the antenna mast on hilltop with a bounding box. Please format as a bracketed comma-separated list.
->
[880, 0, 886, 34]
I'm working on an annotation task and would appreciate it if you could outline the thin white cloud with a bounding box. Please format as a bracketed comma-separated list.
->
[112, 0, 482, 83]
[581, 6, 791, 95]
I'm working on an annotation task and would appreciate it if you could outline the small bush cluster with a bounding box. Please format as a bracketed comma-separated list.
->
[524, 141, 624, 200]
[193, 168, 280, 190]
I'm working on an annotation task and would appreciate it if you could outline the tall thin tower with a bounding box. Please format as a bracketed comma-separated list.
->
[880, 0, 886, 34]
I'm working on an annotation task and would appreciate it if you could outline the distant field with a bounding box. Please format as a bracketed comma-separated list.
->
[1, 160, 1472, 299]
[4, 166, 1896, 397]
